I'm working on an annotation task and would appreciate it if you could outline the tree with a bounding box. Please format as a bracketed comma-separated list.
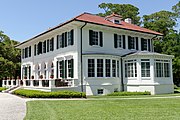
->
[172, 1, 180, 18]
[0, 31, 21, 82]
[143, 10, 177, 35]
[98, 3, 141, 25]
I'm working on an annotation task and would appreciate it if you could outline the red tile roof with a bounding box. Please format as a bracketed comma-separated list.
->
[16, 12, 163, 47]
[75, 13, 163, 36]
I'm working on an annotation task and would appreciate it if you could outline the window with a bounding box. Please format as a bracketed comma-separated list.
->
[29, 46, 31, 57]
[117, 61, 119, 77]
[89, 30, 103, 47]
[67, 30, 74, 46]
[125, 60, 137, 77]
[97, 59, 103, 77]
[128, 36, 138, 50]
[114, 34, 126, 49]
[141, 59, 150, 77]
[155, 60, 170, 77]
[88, 59, 95, 77]
[112, 60, 116, 77]
[59, 34, 63, 48]
[114, 20, 120, 24]
[34, 45, 36, 56]
[59, 61, 63, 78]
[68, 59, 74, 78]
[141, 38, 151, 51]
[50, 38, 54, 51]
[97, 89, 103, 94]
[105, 59, 111, 77]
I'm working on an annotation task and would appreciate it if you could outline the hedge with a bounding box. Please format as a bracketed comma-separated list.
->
[13, 89, 86, 98]
[107, 91, 151, 96]
[0, 87, 6, 92]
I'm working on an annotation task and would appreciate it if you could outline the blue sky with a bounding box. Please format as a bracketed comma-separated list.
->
[0, 0, 179, 42]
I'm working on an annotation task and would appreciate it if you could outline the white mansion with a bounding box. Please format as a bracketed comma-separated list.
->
[3, 13, 174, 95]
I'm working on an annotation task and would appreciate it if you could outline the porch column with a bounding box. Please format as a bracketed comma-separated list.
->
[30, 80, 33, 87]
[49, 79, 55, 88]
[170, 59, 173, 84]
[136, 58, 141, 83]
[150, 58, 155, 82]
[39, 80, 42, 87]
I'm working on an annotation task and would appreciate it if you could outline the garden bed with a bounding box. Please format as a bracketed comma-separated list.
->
[107, 91, 151, 96]
[13, 89, 86, 98]
[0, 87, 7, 92]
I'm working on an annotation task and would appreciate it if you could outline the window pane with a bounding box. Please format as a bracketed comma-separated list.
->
[97, 59, 103, 77]
[112, 60, 116, 77]
[106, 59, 111, 77]
[88, 59, 95, 77]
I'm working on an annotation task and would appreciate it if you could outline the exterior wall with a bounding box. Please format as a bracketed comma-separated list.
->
[16, 21, 174, 95]
[81, 24, 154, 54]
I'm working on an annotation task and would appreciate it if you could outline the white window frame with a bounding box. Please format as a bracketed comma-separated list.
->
[125, 60, 137, 78]
[117, 35, 123, 48]
[141, 59, 150, 77]
[92, 31, 100, 46]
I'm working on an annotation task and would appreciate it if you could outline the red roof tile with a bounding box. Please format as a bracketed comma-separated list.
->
[75, 13, 163, 36]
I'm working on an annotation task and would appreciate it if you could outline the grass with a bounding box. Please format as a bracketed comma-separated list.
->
[25, 98, 180, 120]
[0, 87, 6, 92]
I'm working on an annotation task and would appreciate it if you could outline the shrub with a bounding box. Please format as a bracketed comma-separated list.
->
[13, 89, 86, 98]
[0, 87, 6, 92]
[107, 91, 151, 96]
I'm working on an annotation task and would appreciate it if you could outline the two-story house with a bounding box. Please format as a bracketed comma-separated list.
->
[3, 13, 174, 95]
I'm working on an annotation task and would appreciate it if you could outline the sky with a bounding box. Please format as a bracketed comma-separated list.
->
[0, 0, 179, 42]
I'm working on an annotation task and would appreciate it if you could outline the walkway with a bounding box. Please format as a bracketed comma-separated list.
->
[0, 93, 26, 120]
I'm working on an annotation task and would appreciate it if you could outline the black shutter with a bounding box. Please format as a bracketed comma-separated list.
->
[22, 49, 25, 59]
[65, 60, 67, 78]
[29, 46, 31, 57]
[148, 39, 151, 51]
[141, 38, 144, 51]
[71, 59, 74, 78]
[47, 40, 49, 52]
[62, 33, 65, 48]
[114, 34, 117, 48]
[29, 66, 31, 79]
[52, 38, 54, 51]
[57, 35, 59, 49]
[62, 60, 64, 78]
[38, 42, 42, 54]
[123, 35, 126, 49]
[44, 41, 46, 53]
[71, 29, 74, 45]
[128, 36, 131, 49]
[56, 61, 58, 79]
[89, 30, 93, 46]
[34, 45, 36, 56]
[136, 37, 138, 50]
[99, 31, 103, 47]
[64, 32, 67, 47]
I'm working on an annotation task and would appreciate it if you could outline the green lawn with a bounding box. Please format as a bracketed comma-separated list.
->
[25, 98, 180, 120]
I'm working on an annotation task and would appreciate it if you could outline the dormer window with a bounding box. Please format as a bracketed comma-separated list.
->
[105, 13, 122, 24]
[114, 20, 120, 24]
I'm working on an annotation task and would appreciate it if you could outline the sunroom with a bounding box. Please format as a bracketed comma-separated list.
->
[123, 51, 174, 94]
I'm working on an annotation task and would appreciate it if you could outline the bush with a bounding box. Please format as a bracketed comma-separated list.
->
[0, 87, 6, 92]
[107, 91, 151, 96]
[13, 89, 86, 98]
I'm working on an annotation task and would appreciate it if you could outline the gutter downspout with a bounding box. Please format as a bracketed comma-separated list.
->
[120, 57, 124, 91]
[80, 22, 87, 93]
[151, 35, 158, 52]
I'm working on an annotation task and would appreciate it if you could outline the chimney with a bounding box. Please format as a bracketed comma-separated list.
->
[125, 18, 132, 24]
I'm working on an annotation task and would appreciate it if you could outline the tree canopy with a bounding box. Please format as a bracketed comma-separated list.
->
[0, 31, 20, 81]
[98, 3, 141, 25]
